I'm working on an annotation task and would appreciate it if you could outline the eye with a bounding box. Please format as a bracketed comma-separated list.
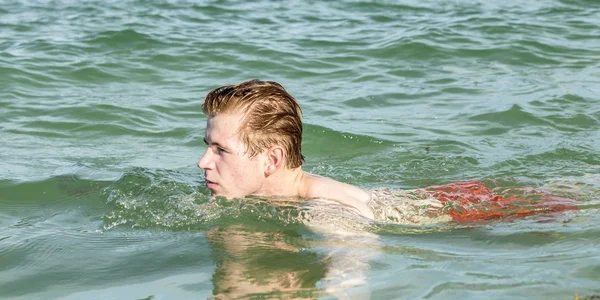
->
[216, 146, 228, 154]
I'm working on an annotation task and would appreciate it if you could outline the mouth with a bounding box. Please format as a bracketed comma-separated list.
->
[205, 178, 218, 188]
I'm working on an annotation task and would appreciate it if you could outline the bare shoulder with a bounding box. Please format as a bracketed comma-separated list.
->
[302, 172, 374, 219]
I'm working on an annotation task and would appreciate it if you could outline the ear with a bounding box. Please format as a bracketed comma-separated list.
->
[264, 145, 285, 177]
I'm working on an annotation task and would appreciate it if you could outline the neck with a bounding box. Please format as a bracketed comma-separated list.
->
[254, 166, 306, 198]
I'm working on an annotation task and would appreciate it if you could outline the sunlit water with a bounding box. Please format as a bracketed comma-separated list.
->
[1, 1, 599, 299]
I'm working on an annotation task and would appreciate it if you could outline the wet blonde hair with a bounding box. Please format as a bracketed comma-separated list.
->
[202, 79, 304, 168]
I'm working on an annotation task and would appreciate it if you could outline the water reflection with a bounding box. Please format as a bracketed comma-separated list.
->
[207, 224, 327, 299]
[206, 223, 379, 299]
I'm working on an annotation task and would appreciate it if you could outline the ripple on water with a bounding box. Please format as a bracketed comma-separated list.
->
[84, 29, 165, 49]
[1, 0, 600, 298]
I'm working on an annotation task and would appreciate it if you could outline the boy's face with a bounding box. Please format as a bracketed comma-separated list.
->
[198, 112, 267, 198]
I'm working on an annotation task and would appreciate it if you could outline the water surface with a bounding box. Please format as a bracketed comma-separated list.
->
[1, 0, 599, 299]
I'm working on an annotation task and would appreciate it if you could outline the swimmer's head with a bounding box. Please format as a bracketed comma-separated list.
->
[202, 79, 304, 169]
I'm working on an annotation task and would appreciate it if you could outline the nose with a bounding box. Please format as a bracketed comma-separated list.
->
[198, 148, 213, 170]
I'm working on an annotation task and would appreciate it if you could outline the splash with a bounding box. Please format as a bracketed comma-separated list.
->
[101, 168, 210, 231]
[100, 168, 373, 232]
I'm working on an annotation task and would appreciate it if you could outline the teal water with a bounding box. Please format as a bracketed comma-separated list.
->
[1, 1, 600, 299]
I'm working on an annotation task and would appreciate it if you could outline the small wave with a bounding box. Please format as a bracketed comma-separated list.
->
[0, 65, 61, 89]
[0, 175, 110, 210]
[469, 104, 549, 127]
[491, 146, 600, 180]
[65, 65, 123, 82]
[84, 29, 165, 51]
[100, 168, 372, 232]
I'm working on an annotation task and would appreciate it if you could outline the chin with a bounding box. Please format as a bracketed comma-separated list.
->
[213, 191, 245, 199]
[210, 190, 232, 198]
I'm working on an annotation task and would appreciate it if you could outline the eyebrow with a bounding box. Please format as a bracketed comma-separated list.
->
[203, 137, 229, 150]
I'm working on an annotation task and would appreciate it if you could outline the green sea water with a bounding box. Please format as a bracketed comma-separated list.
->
[1, 0, 600, 299]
